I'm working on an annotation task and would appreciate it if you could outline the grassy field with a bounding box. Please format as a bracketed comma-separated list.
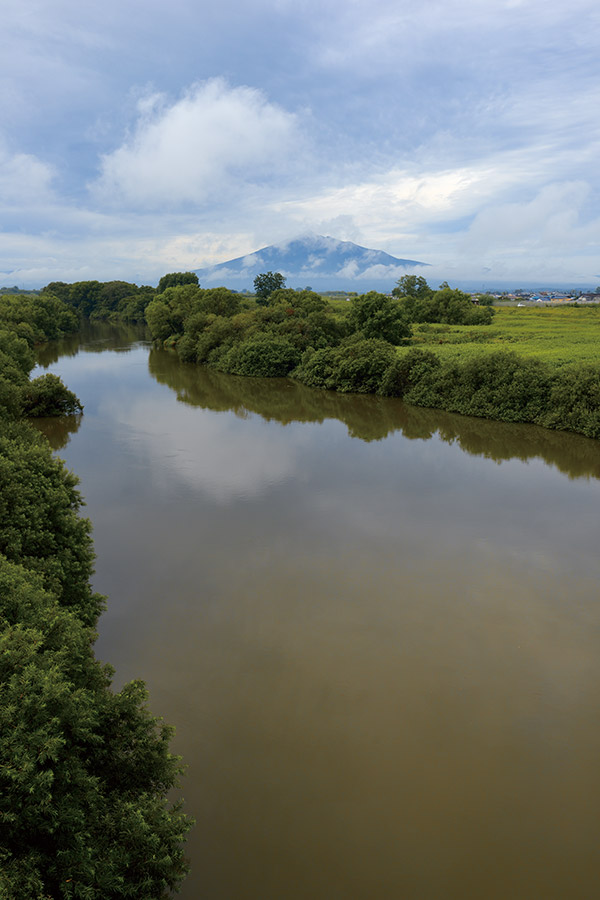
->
[409, 306, 600, 367]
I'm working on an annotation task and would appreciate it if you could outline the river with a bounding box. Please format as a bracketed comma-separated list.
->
[35, 325, 600, 900]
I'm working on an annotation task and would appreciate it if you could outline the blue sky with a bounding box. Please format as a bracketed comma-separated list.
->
[2, 0, 599, 287]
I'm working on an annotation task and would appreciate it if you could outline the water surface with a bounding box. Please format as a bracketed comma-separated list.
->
[36, 327, 600, 900]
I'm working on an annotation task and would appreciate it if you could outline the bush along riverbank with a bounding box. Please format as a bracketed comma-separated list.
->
[0, 293, 192, 897]
[0, 292, 83, 417]
[145, 279, 600, 441]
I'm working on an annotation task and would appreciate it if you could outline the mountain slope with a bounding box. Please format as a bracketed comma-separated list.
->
[194, 234, 428, 290]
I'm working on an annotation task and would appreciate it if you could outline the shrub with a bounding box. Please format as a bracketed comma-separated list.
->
[333, 338, 397, 393]
[379, 348, 442, 397]
[22, 373, 83, 417]
[219, 337, 301, 377]
[348, 292, 411, 344]
[293, 347, 338, 389]
[543, 366, 600, 438]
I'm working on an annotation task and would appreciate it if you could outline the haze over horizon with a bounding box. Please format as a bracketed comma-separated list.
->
[2, 0, 599, 289]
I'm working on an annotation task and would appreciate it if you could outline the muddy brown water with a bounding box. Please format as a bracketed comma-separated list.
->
[35, 326, 600, 899]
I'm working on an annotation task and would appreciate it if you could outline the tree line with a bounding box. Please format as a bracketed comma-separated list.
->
[7, 268, 600, 439]
[140, 271, 600, 439]
[0, 292, 191, 896]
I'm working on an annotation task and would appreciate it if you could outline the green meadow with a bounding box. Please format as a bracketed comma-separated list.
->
[409, 305, 600, 367]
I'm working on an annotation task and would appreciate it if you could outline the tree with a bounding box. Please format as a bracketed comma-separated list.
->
[146, 284, 201, 343]
[21, 373, 84, 417]
[194, 287, 241, 318]
[0, 294, 79, 341]
[40, 281, 71, 302]
[422, 286, 494, 325]
[0, 554, 191, 899]
[0, 422, 103, 626]
[0, 283, 192, 897]
[333, 338, 397, 393]
[392, 274, 432, 300]
[348, 292, 411, 344]
[62, 281, 103, 318]
[157, 272, 199, 294]
[395, 283, 494, 326]
[253, 272, 286, 304]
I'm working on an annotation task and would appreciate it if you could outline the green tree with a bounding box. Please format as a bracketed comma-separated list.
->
[1, 268, 193, 897]
[22, 373, 84, 417]
[157, 272, 199, 293]
[397, 284, 494, 326]
[40, 281, 71, 303]
[63, 281, 103, 318]
[392, 274, 432, 299]
[348, 292, 411, 344]
[146, 284, 201, 343]
[193, 287, 241, 318]
[0, 554, 191, 899]
[0, 294, 79, 342]
[294, 337, 397, 394]
[0, 422, 103, 625]
[145, 298, 175, 343]
[333, 338, 397, 393]
[253, 272, 286, 304]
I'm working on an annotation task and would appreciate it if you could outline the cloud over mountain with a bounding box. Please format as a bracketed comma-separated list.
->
[2, 0, 599, 287]
[195, 234, 428, 290]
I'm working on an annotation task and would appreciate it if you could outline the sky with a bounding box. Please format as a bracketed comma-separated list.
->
[2, 0, 599, 288]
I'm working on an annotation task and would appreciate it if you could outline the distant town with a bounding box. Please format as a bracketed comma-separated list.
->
[468, 289, 600, 305]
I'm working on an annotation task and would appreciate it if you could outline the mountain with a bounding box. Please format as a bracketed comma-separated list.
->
[194, 234, 428, 291]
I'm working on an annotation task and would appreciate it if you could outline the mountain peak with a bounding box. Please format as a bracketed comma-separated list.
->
[194, 234, 428, 290]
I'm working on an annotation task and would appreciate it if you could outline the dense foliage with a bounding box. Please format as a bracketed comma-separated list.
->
[0, 292, 79, 343]
[42, 280, 156, 323]
[347, 291, 411, 343]
[392, 276, 494, 325]
[0, 295, 192, 896]
[157, 271, 199, 294]
[0, 293, 82, 419]
[22, 373, 83, 416]
[142, 275, 600, 440]
[379, 348, 600, 438]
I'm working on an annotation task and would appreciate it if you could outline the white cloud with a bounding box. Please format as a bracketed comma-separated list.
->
[310, 0, 600, 73]
[2, 0, 599, 286]
[267, 159, 515, 253]
[0, 222, 261, 288]
[445, 182, 600, 280]
[464, 182, 597, 251]
[0, 145, 56, 205]
[91, 79, 300, 209]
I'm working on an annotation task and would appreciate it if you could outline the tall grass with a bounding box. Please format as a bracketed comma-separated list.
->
[411, 306, 600, 366]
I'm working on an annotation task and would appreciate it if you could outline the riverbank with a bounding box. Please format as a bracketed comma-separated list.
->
[148, 290, 600, 440]
[0, 296, 191, 896]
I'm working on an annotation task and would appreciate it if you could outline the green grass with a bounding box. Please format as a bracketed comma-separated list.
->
[410, 306, 600, 367]
[324, 296, 355, 315]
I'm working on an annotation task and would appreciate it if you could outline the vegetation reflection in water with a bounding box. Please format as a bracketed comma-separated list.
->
[36, 321, 148, 368]
[147, 347, 600, 482]
[35, 323, 600, 481]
